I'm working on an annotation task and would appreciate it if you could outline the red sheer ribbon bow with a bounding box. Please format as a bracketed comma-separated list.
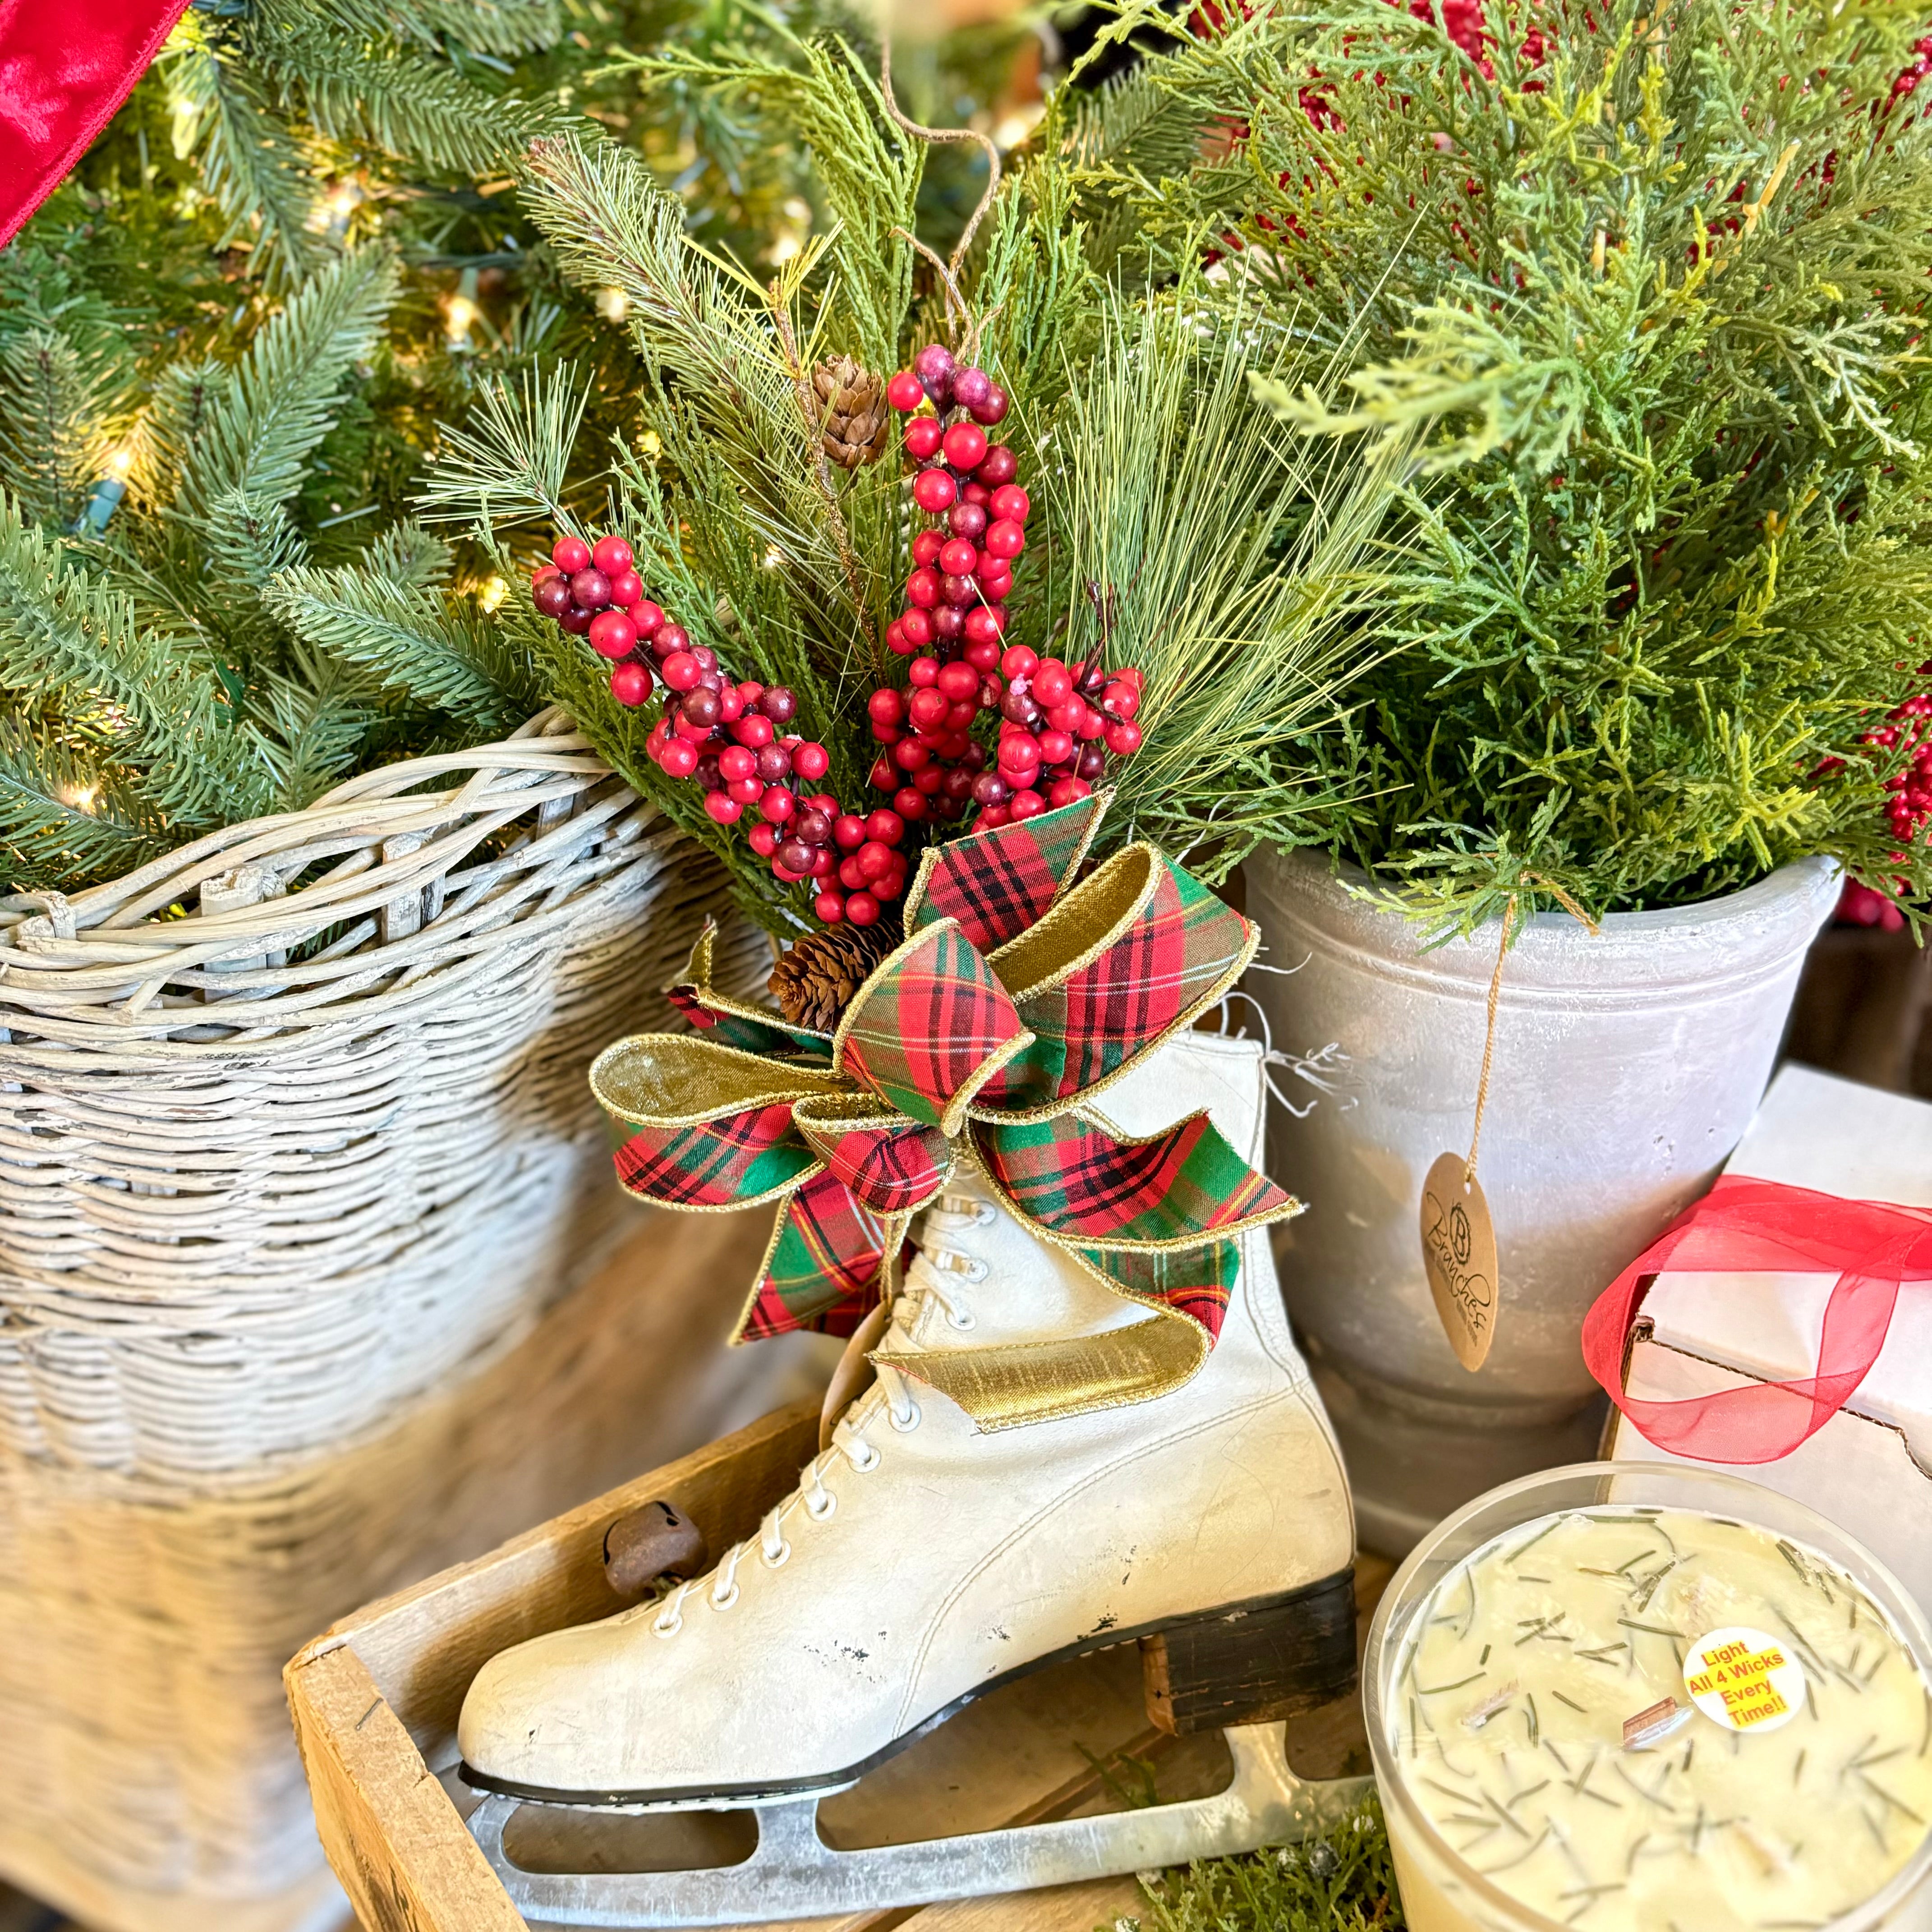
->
[1582, 1174, 1932, 1464]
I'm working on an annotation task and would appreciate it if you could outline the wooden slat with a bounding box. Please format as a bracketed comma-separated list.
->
[289, 1645, 523, 1932]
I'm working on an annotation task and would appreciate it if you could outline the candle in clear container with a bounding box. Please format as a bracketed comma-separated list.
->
[1366, 1466, 1932, 1932]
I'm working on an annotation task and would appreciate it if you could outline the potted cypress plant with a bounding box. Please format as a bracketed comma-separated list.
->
[1062, 0, 1932, 1548]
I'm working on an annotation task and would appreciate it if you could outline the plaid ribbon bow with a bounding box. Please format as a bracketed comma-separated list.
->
[590, 792, 1300, 1423]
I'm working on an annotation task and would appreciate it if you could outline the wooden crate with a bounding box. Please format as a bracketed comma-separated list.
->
[286, 1403, 1389, 1932]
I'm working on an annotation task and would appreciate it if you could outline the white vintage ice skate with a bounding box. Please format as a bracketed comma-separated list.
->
[458, 1030, 1365, 1926]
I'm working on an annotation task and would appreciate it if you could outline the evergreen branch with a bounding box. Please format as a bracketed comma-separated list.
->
[0, 327, 132, 530]
[364, 520, 455, 589]
[253, 646, 381, 810]
[0, 493, 271, 827]
[414, 363, 588, 530]
[160, 13, 326, 286]
[266, 547, 540, 729]
[176, 244, 401, 523]
[519, 134, 799, 435]
[1044, 291, 1406, 873]
[246, 1, 553, 176]
[581, 44, 923, 375]
[337, 0, 562, 58]
[0, 722, 166, 888]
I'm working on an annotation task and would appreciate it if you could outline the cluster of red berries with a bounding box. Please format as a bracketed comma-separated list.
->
[1831, 665, 1932, 932]
[529, 533, 911, 928]
[531, 531, 663, 706]
[1868, 682, 1932, 849]
[863, 344, 1143, 828]
[1889, 35, 1932, 112]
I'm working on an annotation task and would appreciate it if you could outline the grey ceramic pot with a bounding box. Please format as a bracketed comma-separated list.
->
[1245, 851, 1842, 1557]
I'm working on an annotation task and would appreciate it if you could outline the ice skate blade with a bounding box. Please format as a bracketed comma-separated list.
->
[467, 1723, 1371, 1927]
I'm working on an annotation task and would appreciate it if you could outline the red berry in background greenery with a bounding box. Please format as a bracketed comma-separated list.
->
[904, 417, 944, 460]
[942, 422, 988, 471]
[589, 611, 637, 659]
[552, 535, 592, 575]
[970, 385, 1009, 426]
[951, 366, 993, 413]
[886, 371, 926, 411]
[533, 575, 573, 619]
[591, 535, 633, 575]
[610, 660, 653, 706]
[912, 469, 958, 514]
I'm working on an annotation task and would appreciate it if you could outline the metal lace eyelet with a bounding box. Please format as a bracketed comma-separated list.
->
[653, 1614, 683, 1639]
[760, 1540, 791, 1569]
[946, 1308, 977, 1331]
[889, 1400, 922, 1433]
[805, 1488, 837, 1521]
[710, 1581, 740, 1611]
[848, 1440, 881, 1472]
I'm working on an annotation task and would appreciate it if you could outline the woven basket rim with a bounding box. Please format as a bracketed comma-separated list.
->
[0, 707, 669, 1040]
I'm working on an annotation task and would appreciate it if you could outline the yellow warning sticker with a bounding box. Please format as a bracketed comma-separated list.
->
[1682, 1625, 1808, 1735]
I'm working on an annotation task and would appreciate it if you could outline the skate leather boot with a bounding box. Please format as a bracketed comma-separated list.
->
[458, 1027, 1355, 1807]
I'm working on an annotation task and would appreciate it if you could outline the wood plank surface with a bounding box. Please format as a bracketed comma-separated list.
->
[290, 1645, 524, 1932]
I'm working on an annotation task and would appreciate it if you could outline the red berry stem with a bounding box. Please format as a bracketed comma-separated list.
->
[875, 343, 1147, 830]
[528, 531, 906, 928]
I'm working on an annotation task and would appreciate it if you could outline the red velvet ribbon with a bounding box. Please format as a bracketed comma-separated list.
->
[0, 0, 190, 249]
[1583, 1173, 1932, 1464]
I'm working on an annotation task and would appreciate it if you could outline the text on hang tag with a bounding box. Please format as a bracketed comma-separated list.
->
[1421, 1150, 1500, 1372]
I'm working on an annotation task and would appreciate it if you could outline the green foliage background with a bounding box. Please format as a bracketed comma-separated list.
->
[1060, 0, 1932, 934]
[0, 0, 1033, 894]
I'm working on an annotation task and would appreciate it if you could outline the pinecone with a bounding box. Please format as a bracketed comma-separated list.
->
[770, 917, 902, 1031]
[812, 356, 891, 469]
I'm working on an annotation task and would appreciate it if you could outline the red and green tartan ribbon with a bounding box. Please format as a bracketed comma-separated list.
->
[590, 791, 1298, 1351]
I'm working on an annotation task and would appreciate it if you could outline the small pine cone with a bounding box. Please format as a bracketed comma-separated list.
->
[813, 355, 891, 470]
[770, 917, 902, 1031]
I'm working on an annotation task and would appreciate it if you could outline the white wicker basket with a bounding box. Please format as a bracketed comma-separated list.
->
[0, 708, 785, 1927]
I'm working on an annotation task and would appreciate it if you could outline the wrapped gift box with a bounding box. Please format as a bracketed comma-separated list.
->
[1607, 1063, 1932, 1616]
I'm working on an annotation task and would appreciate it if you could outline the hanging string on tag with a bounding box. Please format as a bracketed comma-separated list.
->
[1423, 874, 1601, 1372]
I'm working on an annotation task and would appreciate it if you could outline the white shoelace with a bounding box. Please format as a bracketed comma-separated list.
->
[654, 1197, 994, 1638]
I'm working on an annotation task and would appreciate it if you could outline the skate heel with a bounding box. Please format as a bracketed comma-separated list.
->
[1138, 1568, 1357, 1735]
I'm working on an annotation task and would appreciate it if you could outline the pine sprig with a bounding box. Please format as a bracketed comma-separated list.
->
[174, 244, 402, 523]
[610, 38, 924, 373]
[267, 546, 540, 728]
[1037, 291, 1406, 879]
[248, 0, 557, 178]
[0, 494, 270, 833]
[162, 13, 330, 287]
